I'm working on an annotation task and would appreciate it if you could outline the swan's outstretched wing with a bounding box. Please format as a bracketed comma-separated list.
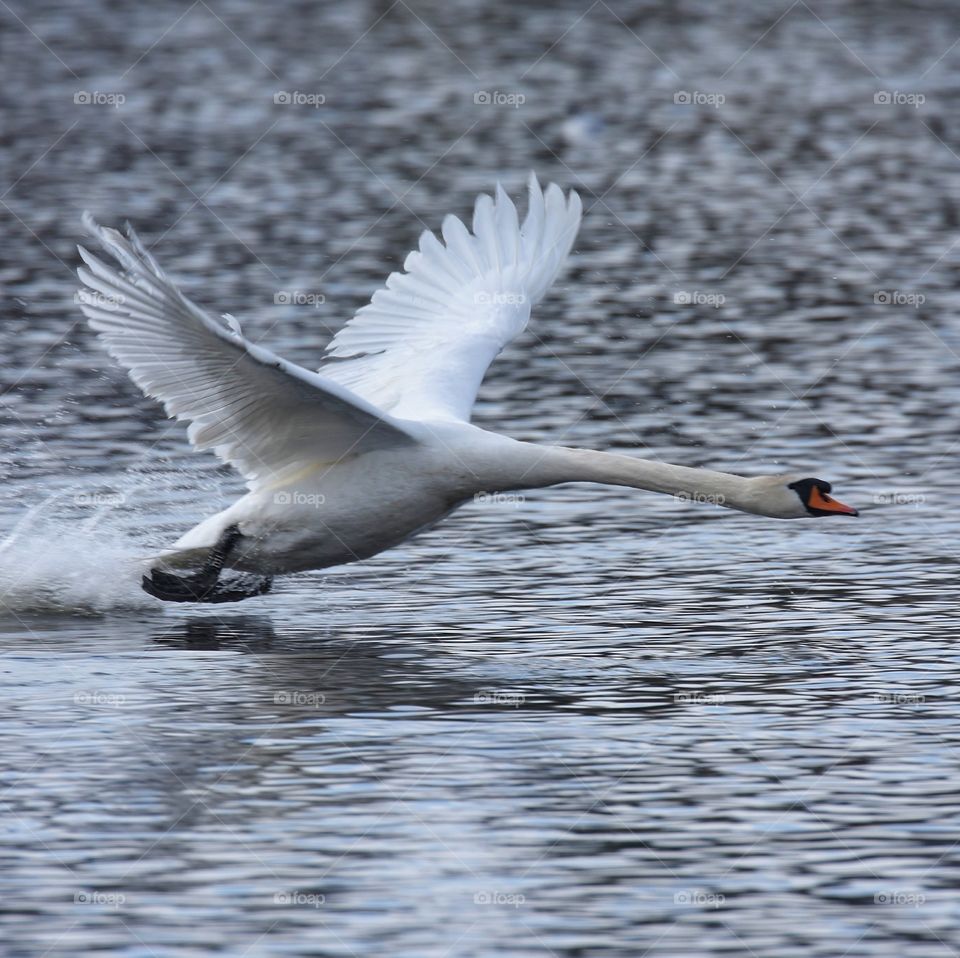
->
[76, 215, 416, 489]
[319, 174, 582, 422]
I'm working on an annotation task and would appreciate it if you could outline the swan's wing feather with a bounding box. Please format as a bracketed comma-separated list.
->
[319, 174, 581, 422]
[76, 214, 416, 488]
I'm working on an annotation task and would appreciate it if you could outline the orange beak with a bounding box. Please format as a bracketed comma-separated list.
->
[809, 486, 858, 516]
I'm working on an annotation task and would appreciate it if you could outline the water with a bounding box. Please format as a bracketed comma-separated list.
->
[2, 0, 960, 954]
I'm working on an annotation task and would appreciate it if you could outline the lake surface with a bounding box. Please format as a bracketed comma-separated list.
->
[2, 0, 960, 954]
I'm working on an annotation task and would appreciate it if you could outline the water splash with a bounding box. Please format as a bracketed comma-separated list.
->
[0, 494, 156, 615]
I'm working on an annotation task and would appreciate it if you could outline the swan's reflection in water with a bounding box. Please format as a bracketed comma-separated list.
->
[152, 614, 282, 652]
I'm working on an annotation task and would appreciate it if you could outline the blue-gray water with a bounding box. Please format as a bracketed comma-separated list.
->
[2, 0, 960, 955]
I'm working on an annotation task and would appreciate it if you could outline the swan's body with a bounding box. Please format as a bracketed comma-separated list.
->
[166, 426, 828, 575]
[76, 176, 857, 603]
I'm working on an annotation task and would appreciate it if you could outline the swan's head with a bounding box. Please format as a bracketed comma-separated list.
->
[783, 476, 858, 519]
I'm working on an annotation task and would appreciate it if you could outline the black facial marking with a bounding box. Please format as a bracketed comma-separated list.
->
[788, 477, 833, 515]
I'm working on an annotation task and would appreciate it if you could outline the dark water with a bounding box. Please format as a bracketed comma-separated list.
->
[2, 0, 960, 954]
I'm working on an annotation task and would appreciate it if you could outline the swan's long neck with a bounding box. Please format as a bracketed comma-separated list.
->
[471, 439, 774, 517]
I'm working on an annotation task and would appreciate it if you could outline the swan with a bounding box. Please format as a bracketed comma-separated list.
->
[76, 175, 858, 604]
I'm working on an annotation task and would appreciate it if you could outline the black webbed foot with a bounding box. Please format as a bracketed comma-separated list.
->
[198, 572, 273, 604]
[142, 524, 272, 604]
[142, 567, 216, 603]
[142, 569, 273, 604]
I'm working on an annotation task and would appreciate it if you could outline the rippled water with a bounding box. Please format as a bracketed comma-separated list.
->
[2, 0, 960, 954]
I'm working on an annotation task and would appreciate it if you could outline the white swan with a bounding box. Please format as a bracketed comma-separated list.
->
[76, 175, 857, 603]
